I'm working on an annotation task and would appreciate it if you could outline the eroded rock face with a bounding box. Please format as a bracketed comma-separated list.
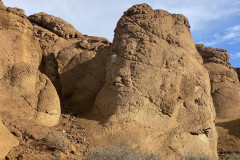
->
[91, 4, 217, 159]
[29, 12, 110, 111]
[28, 12, 82, 39]
[0, 0, 60, 130]
[196, 44, 240, 122]
[0, 3, 62, 156]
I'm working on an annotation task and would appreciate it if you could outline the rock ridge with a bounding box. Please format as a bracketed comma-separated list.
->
[196, 44, 230, 66]
[91, 3, 217, 159]
[28, 12, 82, 39]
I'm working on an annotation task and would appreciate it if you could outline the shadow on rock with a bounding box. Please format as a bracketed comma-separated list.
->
[216, 119, 240, 139]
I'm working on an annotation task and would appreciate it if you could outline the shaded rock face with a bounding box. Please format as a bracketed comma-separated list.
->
[92, 4, 217, 159]
[196, 44, 240, 122]
[0, 2, 61, 157]
[235, 68, 240, 81]
[29, 12, 110, 112]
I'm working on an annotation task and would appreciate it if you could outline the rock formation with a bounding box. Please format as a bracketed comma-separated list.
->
[90, 4, 217, 159]
[28, 12, 82, 39]
[28, 12, 110, 112]
[3, 0, 238, 159]
[196, 44, 240, 122]
[0, 1, 61, 157]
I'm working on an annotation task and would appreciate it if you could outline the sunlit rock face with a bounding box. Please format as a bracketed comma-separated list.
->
[197, 44, 240, 122]
[0, 1, 220, 159]
[0, 2, 61, 157]
[91, 4, 217, 159]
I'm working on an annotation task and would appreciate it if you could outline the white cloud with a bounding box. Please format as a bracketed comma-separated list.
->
[230, 52, 240, 59]
[151, 0, 240, 31]
[199, 25, 240, 46]
[2, 0, 240, 41]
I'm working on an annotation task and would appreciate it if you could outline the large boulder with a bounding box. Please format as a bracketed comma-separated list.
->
[90, 4, 217, 159]
[0, 2, 60, 127]
[196, 44, 240, 122]
[28, 12, 110, 112]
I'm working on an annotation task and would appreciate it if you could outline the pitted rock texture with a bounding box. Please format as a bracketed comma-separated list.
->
[91, 4, 217, 159]
[0, 2, 61, 157]
[29, 12, 110, 111]
[196, 44, 230, 66]
[28, 12, 82, 39]
[196, 44, 240, 122]
[0, 1, 61, 158]
[6, 7, 27, 18]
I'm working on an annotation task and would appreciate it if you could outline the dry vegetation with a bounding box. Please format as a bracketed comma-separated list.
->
[86, 145, 161, 160]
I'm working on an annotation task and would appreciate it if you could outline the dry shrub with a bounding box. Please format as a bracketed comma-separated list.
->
[226, 152, 240, 160]
[86, 145, 161, 160]
[40, 132, 70, 152]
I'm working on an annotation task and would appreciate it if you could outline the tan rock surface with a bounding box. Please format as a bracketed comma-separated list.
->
[29, 13, 110, 111]
[0, 118, 19, 159]
[0, 0, 60, 127]
[196, 44, 240, 122]
[0, 2, 62, 157]
[90, 4, 217, 159]
[28, 12, 82, 39]
[0, 0, 6, 10]
[0, 1, 232, 159]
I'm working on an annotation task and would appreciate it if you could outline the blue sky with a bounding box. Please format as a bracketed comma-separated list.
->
[2, 0, 240, 67]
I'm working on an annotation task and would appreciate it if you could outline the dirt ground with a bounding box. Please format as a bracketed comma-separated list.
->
[5, 101, 92, 160]
[217, 118, 240, 159]
[5, 100, 240, 160]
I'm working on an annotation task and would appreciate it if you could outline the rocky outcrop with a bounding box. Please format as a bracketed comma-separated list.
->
[90, 4, 217, 159]
[28, 12, 82, 39]
[0, 2, 61, 157]
[1, 1, 233, 159]
[196, 44, 240, 122]
[29, 13, 110, 112]
[0, 2, 61, 126]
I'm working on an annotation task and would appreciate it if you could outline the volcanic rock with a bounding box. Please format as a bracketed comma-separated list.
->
[196, 44, 240, 122]
[91, 4, 217, 159]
